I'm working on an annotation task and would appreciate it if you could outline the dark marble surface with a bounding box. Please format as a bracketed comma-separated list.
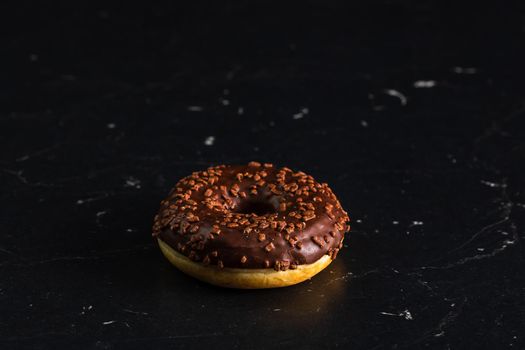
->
[1, 2, 525, 349]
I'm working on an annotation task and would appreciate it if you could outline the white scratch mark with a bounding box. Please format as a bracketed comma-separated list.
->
[384, 89, 408, 106]
[380, 311, 398, 316]
[447, 154, 458, 164]
[221, 99, 230, 106]
[15, 144, 59, 162]
[327, 272, 353, 284]
[124, 176, 141, 189]
[420, 235, 517, 271]
[0, 246, 17, 257]
[76, 193, 112, 205]
[187, 106, 203, 112]
[273, 308, 281, 312]
[80, 305, 94, 315]
[481, 180, 507, 188]
[413, 80, 436, 88]
[95, 211, 107, 225]
[3, 169, 28, 184]
[392, 221, 399, 225]
[204, 136, 215, 146]
[402, 310, 413, 320]
[411, 221, 424, 226]
[293, 107, 309, 119]
[452, 66, 477, 74]
[103, 320, 116, 325]
[123, 308, 149, 315]
[380, 309, 413, 320]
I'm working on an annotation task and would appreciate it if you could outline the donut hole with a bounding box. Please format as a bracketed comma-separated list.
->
[234, 199, 277, 215]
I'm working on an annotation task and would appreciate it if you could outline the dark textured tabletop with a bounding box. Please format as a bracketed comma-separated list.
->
[1, 2, 525, 349]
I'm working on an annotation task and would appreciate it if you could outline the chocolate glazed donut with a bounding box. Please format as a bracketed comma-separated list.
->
[152, 162, 350, 288]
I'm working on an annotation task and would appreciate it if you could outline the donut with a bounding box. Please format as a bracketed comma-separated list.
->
[152, 162, 350, 289]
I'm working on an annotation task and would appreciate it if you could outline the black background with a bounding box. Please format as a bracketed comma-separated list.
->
[1, 1, 525, 349]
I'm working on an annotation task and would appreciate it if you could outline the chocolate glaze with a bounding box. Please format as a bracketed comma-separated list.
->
[152, 162, 350, 270]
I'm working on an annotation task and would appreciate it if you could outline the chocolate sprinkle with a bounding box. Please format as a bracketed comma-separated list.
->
[265, 242, 275, 252]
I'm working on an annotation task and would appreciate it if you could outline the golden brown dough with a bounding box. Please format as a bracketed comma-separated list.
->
[158, 238, 334, 289]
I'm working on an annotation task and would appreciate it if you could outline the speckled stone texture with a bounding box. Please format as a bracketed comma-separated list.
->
[1, 1, 525, 349]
